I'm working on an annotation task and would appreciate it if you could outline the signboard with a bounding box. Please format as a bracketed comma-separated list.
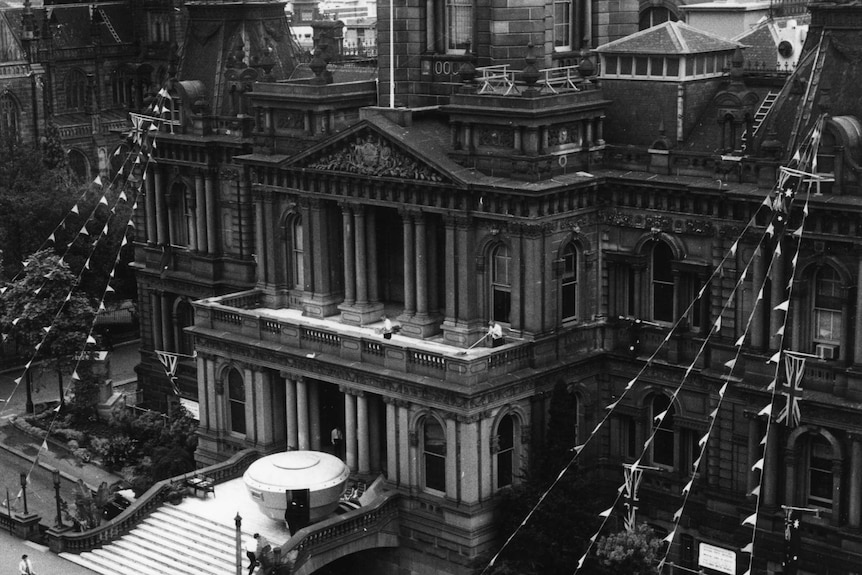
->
[699, 542, 736, 575]
[179, 398, 200, 420]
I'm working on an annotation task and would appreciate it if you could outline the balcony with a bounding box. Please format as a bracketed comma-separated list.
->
[190, 290, 604, 387]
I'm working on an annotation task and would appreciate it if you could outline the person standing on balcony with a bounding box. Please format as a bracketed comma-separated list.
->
[488, 321, 504, 347]
[382, 315, 393, 339]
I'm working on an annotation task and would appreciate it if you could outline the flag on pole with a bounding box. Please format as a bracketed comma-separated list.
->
[783, 508, 801, 575]
[777, 353, 806, 427]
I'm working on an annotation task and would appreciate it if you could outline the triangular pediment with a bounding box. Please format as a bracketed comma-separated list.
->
[287, 122, 457, 185]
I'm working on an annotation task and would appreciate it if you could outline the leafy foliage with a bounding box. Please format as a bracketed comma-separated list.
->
[595, 523, 663, 575]
[0, 250, 100, 411]
[486, 382, 608, 575]
[0, 137, 81, 279]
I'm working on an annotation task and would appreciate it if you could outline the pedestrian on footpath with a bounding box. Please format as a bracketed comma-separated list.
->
[19, 554, 34, 575]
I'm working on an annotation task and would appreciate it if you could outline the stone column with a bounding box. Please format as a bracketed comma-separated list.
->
[255, 371, 274, 445]
[345, 391, 358, 470]
[751, 244, 766, 348]
[460, 418, 480, 504]
[196, 353, 208, 428]
[204, 356, 217, 430]
[854, 259, 862, 365]
[386, 399, 399, 484]
[369, 398, 381, 472]
[354, 207, 368, 306]
[402, 211, 416, 316]
[160, 293, 173, 351]
[763, 423, 779, 507]
[145, 168, 157, 244]
[296, 377, 309, 450]
[444, 217, 457, 323]
[263, 192, 276, 285]
[255, 199, 266, 285]
[357, 393, 370, 474]
[446, 418, 457, 498]
[151, 292, 163, 350]
[195, 172, 208, 252]
[154, 166, 167, 245]
[205, 171, 218, 254]
[285, 375, 298, 450]
[848, 435, 862, 528]
[770, 241, 786, 350]
[784, 449, 797, 507]
[342, 204, 356, 305]
[415, 212, 428, 317]
[243, 366, 257, 443]
[398, 402, 410, 485]
[309, 383, 321, 451]
[746, 414, 759, 494]
[480, 417, 493, 497]
[831, 458, 843, 527]
[367, 209, 380, 303]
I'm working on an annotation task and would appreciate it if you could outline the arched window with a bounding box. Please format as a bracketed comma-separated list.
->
[175, 299, 195, 356]
[491, 243, 511, 323]
[651, 241, 674, 323]
[65, 69, 88, 111]
[289, 216, 304, 290]
[228, 368, 246, 435]
[651, 394, 675, 468]
[561, 243, 578, 321]
[639, 6, 677, 30]
[807, 435, 833, 509]
[0, 92, 19, 141]
[67, 149, 90, 183]
[812, 266, 841, 359]
[422, 416, 446, 493]
[496, 414, 515, 489]
[168, 182, 192, 248]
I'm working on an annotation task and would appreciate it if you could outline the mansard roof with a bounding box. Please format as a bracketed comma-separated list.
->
[594, 21, 742, 55]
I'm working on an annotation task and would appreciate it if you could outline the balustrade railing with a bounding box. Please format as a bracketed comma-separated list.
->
[47, 449, 260, 553]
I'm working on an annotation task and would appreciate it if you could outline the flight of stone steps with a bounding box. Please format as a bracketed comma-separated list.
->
[60, 505, 252, 575]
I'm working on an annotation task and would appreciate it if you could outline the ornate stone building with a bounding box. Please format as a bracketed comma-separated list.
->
[130, 1, 862, 575]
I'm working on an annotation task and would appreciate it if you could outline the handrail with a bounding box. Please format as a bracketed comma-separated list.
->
[48, 449, 260, 553]
[275, 492, 400, 572]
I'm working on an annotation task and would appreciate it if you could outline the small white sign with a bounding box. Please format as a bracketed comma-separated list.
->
[179, 398, 200, 420]
[699, 542, 736, 575]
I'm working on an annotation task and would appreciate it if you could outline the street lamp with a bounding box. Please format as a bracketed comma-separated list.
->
[25, 370, 34, 414]
[19, 472, 28, 515]
[52, 469, 63, 528]
[235, 512, 242, 575]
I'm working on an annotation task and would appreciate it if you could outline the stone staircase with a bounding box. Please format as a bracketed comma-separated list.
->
[60, 505, 250, 575]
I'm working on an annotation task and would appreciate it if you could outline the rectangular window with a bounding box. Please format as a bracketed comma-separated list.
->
[666, 57, 679, 77]
[605, 55, 618, 75]
[635, 57, 648, 76]
[809, 440, 832, 508]
[446, 0, 472, 53]
[620, 56, 633, 75]
[650, 56, 663, 77]
[554, 0, 572, 51]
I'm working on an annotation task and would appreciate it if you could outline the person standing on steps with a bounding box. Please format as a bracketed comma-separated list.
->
[19, 554, 34, 575]
[245, 533, 260, 575]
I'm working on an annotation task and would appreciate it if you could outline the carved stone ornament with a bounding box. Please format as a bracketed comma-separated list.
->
[306, 132, 445, 182]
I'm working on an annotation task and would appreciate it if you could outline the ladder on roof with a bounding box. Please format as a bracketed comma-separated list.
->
[98, 7, 122, 44]
[787, 31, 829, 156]
[752, 91, 779, 137]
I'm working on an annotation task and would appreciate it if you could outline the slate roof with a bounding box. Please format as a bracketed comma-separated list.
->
[594, 21, 742, 55]
[733, 22, 780, 69]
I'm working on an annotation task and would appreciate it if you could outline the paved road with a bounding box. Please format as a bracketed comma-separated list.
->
[0, 528, 98, 575]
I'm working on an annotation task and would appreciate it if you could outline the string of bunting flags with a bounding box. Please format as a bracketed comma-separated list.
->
[0, 88, 173, 506]
[480, 116, 828, 575]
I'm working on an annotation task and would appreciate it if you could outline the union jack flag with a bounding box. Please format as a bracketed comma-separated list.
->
[777, 352, 806, 427]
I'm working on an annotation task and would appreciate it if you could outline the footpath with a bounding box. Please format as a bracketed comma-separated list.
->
[0, 341, 141, 574]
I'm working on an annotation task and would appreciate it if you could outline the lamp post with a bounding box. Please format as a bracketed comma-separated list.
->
[235, 512, 242, 575]
[25, 370, 34, 414]
[52, 468, 63, 528]
[19, 472, 28, 515]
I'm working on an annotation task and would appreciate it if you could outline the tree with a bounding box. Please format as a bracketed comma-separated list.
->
[595, 523, 663, 575]
[0, 136, 82, 280]
[0, 250, 99, 412]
